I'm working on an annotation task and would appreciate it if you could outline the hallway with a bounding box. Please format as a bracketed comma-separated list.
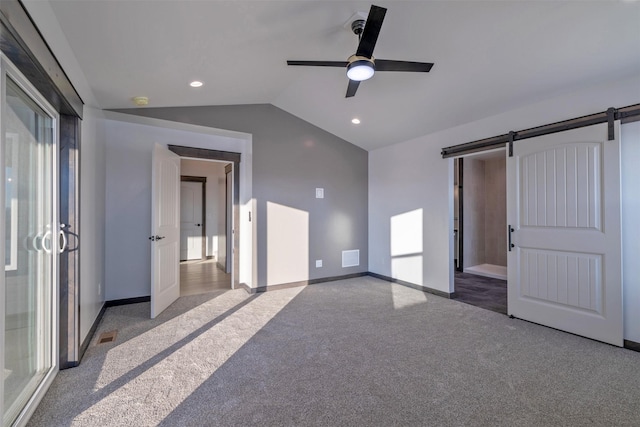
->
[180, 259, 231, 296]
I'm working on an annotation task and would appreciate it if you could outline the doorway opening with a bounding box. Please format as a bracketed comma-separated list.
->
[179, 158, 232, 296]
[452, 149, 508, 315]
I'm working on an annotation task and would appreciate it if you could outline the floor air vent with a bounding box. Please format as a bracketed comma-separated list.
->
[97, 330, 118, 344]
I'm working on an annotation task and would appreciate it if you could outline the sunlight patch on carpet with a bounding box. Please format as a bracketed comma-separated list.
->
[391, 282, 427, 310]
[75, 286, 305, 425]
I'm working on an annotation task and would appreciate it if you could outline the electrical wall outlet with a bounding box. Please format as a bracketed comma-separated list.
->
[316, 260, 323, 268]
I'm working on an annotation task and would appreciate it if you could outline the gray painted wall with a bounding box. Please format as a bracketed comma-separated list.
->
[113, 104, 368, 287]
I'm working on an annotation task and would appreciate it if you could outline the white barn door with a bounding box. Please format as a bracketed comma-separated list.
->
[151, 144, 181, 318]
[507, 122, 623, 346]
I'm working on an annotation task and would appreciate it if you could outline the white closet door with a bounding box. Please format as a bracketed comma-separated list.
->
[507, 122, 623, 346]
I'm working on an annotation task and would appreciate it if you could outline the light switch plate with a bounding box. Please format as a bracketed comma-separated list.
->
[316, 188, 324, 199]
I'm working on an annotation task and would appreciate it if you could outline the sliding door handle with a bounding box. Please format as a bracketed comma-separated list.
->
[42, 230, 53, 254]
[58, 229, 68, 253]
[508, 225, 515, 251]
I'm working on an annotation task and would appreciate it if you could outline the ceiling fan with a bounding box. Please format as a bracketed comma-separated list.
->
[287, 5, 434, 98]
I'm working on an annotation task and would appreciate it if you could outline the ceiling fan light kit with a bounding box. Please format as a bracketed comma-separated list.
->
[346, 56, 375, 81]
[287, 4, 434, 98]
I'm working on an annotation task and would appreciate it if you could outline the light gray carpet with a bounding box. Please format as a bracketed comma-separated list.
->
[28, 277, 640, 426]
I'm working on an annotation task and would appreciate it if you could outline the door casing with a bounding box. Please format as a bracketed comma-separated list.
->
[168, 145, 241, 290]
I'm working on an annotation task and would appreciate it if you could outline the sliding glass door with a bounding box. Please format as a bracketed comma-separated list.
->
[1, 57, 59, 426]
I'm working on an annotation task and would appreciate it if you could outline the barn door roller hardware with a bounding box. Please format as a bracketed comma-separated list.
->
[441, 103, 640, 158]
[508, 131, 516, 157]
[607, 107, 616, 141]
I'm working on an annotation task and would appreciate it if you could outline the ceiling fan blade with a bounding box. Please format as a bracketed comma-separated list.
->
[375, 59, 434, 72]
[287, 60, 348, 67]
[355, 5, 387, 58]
[346, 79, 360, 98]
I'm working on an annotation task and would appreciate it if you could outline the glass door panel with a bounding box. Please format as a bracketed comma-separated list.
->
[3, 77, 55, 426]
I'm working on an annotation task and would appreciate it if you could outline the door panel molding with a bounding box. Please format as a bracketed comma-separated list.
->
[517, 248, 603, 314]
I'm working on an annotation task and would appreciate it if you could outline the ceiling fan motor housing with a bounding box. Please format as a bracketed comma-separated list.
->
[351, 19, 366, 37]
[347, 55, 375, 67]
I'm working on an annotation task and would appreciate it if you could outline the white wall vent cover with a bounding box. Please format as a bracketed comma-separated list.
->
[342, 250, 360, 268]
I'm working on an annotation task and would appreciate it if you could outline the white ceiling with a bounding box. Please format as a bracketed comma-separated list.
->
[44, 0, 640, 150]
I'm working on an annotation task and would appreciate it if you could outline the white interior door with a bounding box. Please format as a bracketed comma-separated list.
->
[507, 122, 623, 346]
[180, 181, 203, 261]
[151, 144, 180, 318]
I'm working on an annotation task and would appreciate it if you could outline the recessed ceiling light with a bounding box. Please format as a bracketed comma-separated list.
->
[190, 81, 203, 88]
[351, 118, 361, 124]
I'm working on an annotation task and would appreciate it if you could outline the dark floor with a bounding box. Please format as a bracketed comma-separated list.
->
[453, 271, 507, 315]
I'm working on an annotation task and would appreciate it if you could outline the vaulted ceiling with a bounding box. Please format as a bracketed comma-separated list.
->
[37, 1, 640, 150]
